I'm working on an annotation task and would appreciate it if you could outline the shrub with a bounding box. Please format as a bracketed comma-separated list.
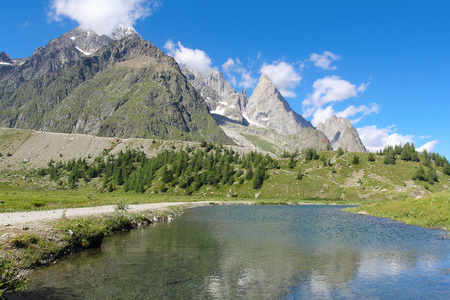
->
[9, 234, 40, 248]
[352, 155, 360, 165]
[114, 198, 129, 212]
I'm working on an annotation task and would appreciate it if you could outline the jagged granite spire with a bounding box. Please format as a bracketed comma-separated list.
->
[316, 115, 366, 152]
[244, 74, 312, 135]
[180, 66, 247, 123]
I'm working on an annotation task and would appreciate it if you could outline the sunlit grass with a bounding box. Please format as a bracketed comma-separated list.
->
[345, 191, 450, 230]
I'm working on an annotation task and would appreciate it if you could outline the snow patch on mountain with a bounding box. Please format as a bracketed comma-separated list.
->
[75, 46, 92, 56]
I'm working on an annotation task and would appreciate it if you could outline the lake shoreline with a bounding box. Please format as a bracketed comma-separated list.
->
[0, 201, 254, 297]
[2, 197, 448, 297]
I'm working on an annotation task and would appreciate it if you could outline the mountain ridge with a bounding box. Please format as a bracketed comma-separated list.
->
[0, 28, 232, 144]
[0, 26, 367, 153]
[180, 64, 365, 154]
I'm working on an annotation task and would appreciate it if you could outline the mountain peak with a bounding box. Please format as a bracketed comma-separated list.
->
[0, 52, 13, 65]
[244, 73, 312, 134]
[317, 115, 366, 152]
[258, 73, 276, 89]
[111, 25, 140, 40]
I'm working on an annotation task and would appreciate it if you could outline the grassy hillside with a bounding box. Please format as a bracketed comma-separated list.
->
[1, 129, 449, 212]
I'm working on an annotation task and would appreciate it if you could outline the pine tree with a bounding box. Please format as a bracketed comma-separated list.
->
[288, 156, 297, 169]
[245, 167, 253, 181]
[412, 165, 427, 181]
[252, 167, 264, 189]
[368, 153, 376, 162]
[427, 167, 438, 183]
[400, 147, 411, 161]
[443, 162, 450, 176]
[352, 155, 360, 165]
[411, 151, 420, 162]
[123, 180, 130, 192]
[384, 148, 396, 165]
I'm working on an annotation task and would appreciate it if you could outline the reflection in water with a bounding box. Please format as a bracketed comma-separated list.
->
[9, 205, 450, 299]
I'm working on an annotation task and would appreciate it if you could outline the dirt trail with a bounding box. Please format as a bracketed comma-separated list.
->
[0, 201, 252, 226]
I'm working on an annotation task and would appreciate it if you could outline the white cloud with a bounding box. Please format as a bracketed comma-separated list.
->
[50, 0, 158, 36]
[221, 58, 257, 89]
[357, 125, 420, 153]
[260, 61, 302, 98]
[384, 133, 415, 147]
[336, 103, 379, 124]
[310, 103, 379, 127]
[303, 76, 368, 107]
[311, 106, 335, 127]
[418, 135, 432, 139]
[309, 51, 340, 70]
[417, 140, 440, 153]
[358, 124, 439, 153]
[164, 40, 213, 75]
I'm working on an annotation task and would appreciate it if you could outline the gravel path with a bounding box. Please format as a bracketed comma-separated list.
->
[0, 201, 248, 226]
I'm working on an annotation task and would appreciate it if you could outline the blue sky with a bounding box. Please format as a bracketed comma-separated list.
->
[1, 0, 449, 157]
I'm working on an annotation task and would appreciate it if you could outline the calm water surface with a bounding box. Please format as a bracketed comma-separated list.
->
[10, 205, 450, 299]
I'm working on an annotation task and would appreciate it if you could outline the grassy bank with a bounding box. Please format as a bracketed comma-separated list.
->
[0, 183, 360, 213]
[0, 205, 183, 297]
[344, 191, 450, 230]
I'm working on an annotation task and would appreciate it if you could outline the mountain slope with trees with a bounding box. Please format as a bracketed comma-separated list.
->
[1, 127, 448, 209]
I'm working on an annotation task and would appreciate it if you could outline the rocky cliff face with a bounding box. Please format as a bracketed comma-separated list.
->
[0, 27, 111, 84]
[244, 74, 312, 135]
[317, 115, 366, 152]
[0, 26, 141, 99]
[181, 66, 248, 123]
[180, 65, 330, 153]
[0, 52, 13, 64]
[0, 29, 232, 144]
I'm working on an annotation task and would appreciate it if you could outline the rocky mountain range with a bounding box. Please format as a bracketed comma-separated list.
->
[181, 66, 248, 123]
[0, 26, 366, 154]
[0, 27, 231, 144]
[180, 64, 366, 154]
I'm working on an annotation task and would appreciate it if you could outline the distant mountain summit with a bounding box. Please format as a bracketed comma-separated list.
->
[180, 65, 330, 153]
[1, 25, 138, 84]
[317, 115, 366, 152]
[0, 52, 13, 64]
[180, 63, 368, 154]
[111, 25, 140, 40]
[181, 66, 248, 123]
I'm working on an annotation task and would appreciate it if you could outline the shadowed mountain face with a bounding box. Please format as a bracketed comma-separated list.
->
[317, 115, 366, 152]
[0, 28, 232, 144]
[181, 66, 248, 123]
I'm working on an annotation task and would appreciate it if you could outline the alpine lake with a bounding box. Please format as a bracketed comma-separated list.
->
[9, 205, 450, 299]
